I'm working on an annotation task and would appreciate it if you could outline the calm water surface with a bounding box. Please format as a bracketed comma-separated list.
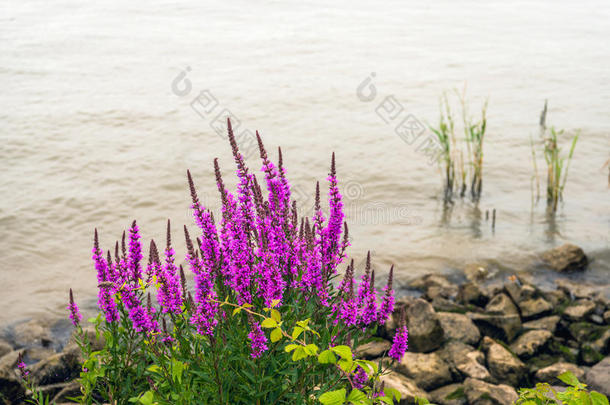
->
[1, 0, 609, 323]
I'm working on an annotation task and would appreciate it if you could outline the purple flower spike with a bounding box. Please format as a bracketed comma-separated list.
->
[389, 311, 408, 362]
[128, 220, 143, 283]
[377, 265, 395, 324]
[67, 288, 82, 327]
[17, 352, 29, 379]
[353, 366, 368, 389]
[247, 319, 268, 359]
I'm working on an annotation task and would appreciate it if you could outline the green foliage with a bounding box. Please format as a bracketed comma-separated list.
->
[72, 296, 400, 405]
[531, 100, 579, 212]
[516, 371, 608, 405]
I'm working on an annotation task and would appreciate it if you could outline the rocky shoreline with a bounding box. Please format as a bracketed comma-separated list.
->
[0, 243, 608, 404]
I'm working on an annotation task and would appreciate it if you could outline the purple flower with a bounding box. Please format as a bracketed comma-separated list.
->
[247, 321, 268, 359]
[377, 266, 394, 324]
[353, 366, 368, 389]
[92, 230, 119, 323]
[17, 353, 29, 379]
[127, 221, 143, 283]
[67, 288, 82, 327]
[388, 325, 408, 362]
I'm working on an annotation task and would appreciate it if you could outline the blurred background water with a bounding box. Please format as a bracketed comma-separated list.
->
[1, 0, 609, 323]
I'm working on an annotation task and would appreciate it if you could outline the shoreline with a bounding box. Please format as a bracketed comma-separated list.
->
[1, 243, 609, 404]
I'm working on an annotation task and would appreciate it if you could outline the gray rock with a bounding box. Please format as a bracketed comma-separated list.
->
[406, 299, 445, 352]
[522, 316, 560, 334]
[29, 350, 81, 385]
[463, 263, 491, 282]
[586, 357, 610, 396]
[396, 351, 453, 391]
[52, 380, 82, 403]
[438, 312, 481, 346]
[381, 371, 429, 404]
[604, 310, 610, 324]
[482, 337, 527, 387]
[440, 341, 491, 382]
[429, 383, 467, 405]
[457, 282, 489, 307]
[355, 340, 391, 360]
[563, 300, 596, 321]
[568, 322, 607, 343]
[591, 329, 610, 355]
[463, 378, 518, 405]
[519, 298, 553, 320]
[13, 319, 53, 348]
[0, 339, 12, 358]
[535, 362, 585, 385]
[0, 350, 20, 372]
[471, 293, 521, 342]
[409, 273, 453, 291]
[542, 289, 568, 307]
[24, 347, 57, 364]
[510, 330, 552, 358]
[541, 243, 588, 273]
[556, 279, 610, 302]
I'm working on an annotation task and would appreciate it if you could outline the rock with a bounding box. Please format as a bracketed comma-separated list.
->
[440, 341, 491, 382]
[541, 243, 588, 273]
[463, 378, 518, 405]
[0, 350, 20, 372]
[590, 329, 610, 355]
[35, 382, 73, 401]
[406, 299, 445, 352]
[535, 362, 585, 384]
[0, 339, 12, 358]
[522, 316, 560, 334]
[0, 368, 25, 404]
[556, 279, 610, 302]
[24, 347, 57, 364]
[409, 274, 458, 301]
[510, 330, 552, 358]
[604, 311, 610, 324]
[568, 322, 608, 344]
[482, 337, 527, 387]
[590, 314, 604, 324]
[381, 371, 429, 404]
[431, 297, 470, 313]
[542, 289, 568, 307]
[563, 300, 596, 321]
[519, 298, 553, 320]
[29, 351, 81, 385]
[457, 282, 489, 307]
[586, 357, 610, 396]
[579, 344, 604, 365]
[396, 351, 453, 391]
[463, 263, 491, 282]
[52, 380, 82, 403]
[13, 319, 53, 348]
[355, 340, 391, 360]
[504, 281, 536, 304]
[438, 312, 481, 346]
[429, 384, 467, 405]
[471, 294, 521, 342]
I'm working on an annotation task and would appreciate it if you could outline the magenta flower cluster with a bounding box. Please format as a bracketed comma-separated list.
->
[79, 118, 400, 361]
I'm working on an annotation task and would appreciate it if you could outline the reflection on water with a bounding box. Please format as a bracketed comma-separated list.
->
[1, 0, 609, 323]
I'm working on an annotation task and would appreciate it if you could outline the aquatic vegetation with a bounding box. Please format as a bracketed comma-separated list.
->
[429, 91, 488, 203]
[67, 119, 405, 404]
[531, 100, 579, 212]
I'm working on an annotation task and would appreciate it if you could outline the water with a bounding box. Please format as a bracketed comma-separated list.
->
[1, 0, 609, 324]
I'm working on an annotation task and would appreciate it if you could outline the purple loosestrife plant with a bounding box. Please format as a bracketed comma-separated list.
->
[70, 119, 404, 405]
[68, 288, 82, 327]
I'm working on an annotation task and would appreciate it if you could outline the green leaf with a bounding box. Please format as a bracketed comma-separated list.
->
[232, 307, 241, 315]
[591, 392, 609, 405]
[292, 347, 308, 361]
[285, 344, 300, 352]
[330, 345, 353, 360]
[292, 326, 304, 340]
[270, 328, 283, 343]
[347, 389, 366, 402]
[338, 358, 353, 373]
[557, 371, 580, 387]
[271, 299, 281, 307]
[304, 344, 319, 356]
[138, 391, 154, 405]
[385, 387, 401, 401]
[297, 319, 310, 328]
[270, 309, 282, 322]
[319, 388, 346, 405]
[146, 364, 161, 373]
[261, 318, 278, 328]
[318, 350, 337, 364]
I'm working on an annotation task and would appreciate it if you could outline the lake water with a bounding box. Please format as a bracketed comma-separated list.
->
[1, 0, 609, 324]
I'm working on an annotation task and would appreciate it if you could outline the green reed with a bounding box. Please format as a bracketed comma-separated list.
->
[532, 100, 579, 212]
[429, 93, 457, 202]
[462, 98, 488, 201]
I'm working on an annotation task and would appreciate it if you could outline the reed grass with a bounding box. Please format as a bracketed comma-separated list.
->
[531, 100, 579, 212]
[462, 98, 488, 201]
[429, 93, 457, 202]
